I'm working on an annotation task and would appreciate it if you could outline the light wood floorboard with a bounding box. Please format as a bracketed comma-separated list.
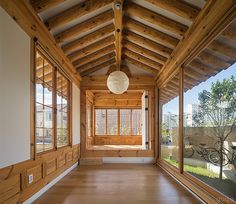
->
[34, 164, 203, 204]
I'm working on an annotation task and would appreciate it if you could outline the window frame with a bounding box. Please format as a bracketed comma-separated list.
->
[94, 107, 142, 136]
[34, 46, 72, 155]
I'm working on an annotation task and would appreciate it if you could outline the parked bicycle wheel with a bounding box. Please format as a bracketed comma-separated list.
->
[233, 159, 236, 170]
[184, 146, 194, 158]
[208, 151, 229, 166]
[201, 147, 216, 162]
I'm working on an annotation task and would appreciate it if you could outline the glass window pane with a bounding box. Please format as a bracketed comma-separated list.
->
[160, 73, 179, 168]
[95, 109, 106, 135]
[132, 109, 142, 135]
[120, 109, 131, 135]
[107, 109, 118, 135]
[44, 87, 53, 107]
[183, 62, 236, 201]
[36, 104, 43, 127]
[36, 83, 43, 104]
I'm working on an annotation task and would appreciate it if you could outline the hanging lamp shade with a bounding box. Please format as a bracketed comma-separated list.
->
[107, 71, 129, 94]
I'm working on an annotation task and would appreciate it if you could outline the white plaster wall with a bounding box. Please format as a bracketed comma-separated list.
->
[0, 8, 31, 168]
[72, 83, 80, 145]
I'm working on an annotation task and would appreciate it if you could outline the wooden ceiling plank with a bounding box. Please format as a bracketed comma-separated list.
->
[124, 17, 179, 49]
[81, 58, 116, 76]
[77, 52, 116, 72]
[124, 30, 172, 58]
[123, 40, 167, 65]
[123, 48, 162, 70]
[30, 0, 66, 13]
[124, 2, 188, 37]
[145, 0, 200, 21]
[55, 10, 114, 43]
[156, 0, 236, 87]
[62, 24, 115, 55]
[45, 0, 113, 30]
[68, 35, 115, 62]
[106, 64, 132, 77]
[207, 40, 236, 59]
[124, 56, 159, 75]
[73, 44, 115, 67]
[197, 51, 231, 69]
[222, 24, 236, 41]
[113, 0, 124, 69]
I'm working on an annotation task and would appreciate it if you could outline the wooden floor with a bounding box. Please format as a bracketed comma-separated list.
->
[87, 145, 142, 150]
[34, 164, 203, 204]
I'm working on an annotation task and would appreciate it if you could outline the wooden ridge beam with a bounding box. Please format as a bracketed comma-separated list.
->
[73, 44, 115, 67]
[156, 0, 236, 87]
[55, 10, 114, 43]
[80, 58, 116, 77]
[0, 0, 81, 84]
[45, 0, 113, 30]
[68, 35, 115, 62]
[124, 2, 188, 37]
[124, 56, 159, 75]
[123, 48, 162, 70]
[62, 24, 115, 55]
[30, 0, 66, 13]
[77, 52, 115, 72]
[113, 0, 124, 69]
[123, 40, 167, 65]
[124, 30, 172, 58]
[145, 0, 200, 21]
[124, 17, 179, 49]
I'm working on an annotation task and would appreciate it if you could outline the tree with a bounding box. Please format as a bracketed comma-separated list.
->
[195, 76, 236, 179]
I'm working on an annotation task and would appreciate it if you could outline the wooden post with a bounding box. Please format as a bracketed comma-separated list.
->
[179, 68, 184, 173]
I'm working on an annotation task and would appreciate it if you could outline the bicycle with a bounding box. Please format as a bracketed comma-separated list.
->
[184, 142, 217, 162]
[208, 144, 236, 169]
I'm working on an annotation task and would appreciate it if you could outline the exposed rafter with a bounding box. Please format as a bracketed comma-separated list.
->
[45, 0, 113, 30]
[124, 2, 188, 37]
[145, 0, 200, 21]
[55, 10, 114, 43]
[62, 24, 115, 55]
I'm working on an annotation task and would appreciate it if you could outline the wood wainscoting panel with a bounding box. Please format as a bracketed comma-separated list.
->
[0, 144, 80, 204]
[94, 136, 142, 145]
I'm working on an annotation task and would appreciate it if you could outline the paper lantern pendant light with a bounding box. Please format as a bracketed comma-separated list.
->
[107, 71, 129, 94]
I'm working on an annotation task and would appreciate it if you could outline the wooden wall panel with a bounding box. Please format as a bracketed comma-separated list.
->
[0, 144, 80, 203]
[94, 136, 142, 145]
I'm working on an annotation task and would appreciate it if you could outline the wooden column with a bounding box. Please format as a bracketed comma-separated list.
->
[178, 68, 184, 173]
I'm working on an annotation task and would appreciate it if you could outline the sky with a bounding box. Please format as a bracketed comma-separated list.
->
[163, 63, 236, 115]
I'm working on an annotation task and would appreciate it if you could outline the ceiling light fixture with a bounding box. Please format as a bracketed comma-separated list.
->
[115, 1, 121, 10]
[107, 70, 129, 94]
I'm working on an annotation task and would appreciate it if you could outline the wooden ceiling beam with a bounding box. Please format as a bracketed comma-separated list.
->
[45, 0, 113, 30]
[30, 0, 66, 13]
[68, 35, 115, 62]
[123, 40, 167, 65]
[55, 10, 114, 43]
[62, 24, 115, 55]
[77, 52, 116, 72]
[124, 56, 159, 75]
[124, 2, 188, 37]
[80, 58, 116, 77]
[0, 0, 81, 83]
[207, 40, 236, 59]
[197, 51, 231, 70]
[113, 0, 124, 69]
[156, 0, 236, 87]
[73, 44, 115, 67]
[124, 30, 172, 58]
[124, 17, 179, 49]
[222, 24, 236, 41]
[123, 48, 162, 71]
[145, 0, 200, 21]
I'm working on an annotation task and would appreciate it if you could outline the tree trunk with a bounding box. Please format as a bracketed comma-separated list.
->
[219, 140, 223, 180]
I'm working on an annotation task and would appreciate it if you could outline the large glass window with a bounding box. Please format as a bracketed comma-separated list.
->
[120, 109, 131, 135]
[35, 50, 71, 153]
[160, 73, 179, 168]
[94, 108, 142, 136]
[183, 64, 236, 200]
